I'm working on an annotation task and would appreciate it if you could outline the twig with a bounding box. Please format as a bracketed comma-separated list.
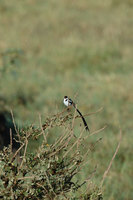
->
[63, 127, 85, 159]
[11, 143, 25, 162]
[89, 125, 107, 137]
[10, 128, 13, 153]
[52, 108, 68, 119]
[44, 171, 57, 197]
[82, 167, 97, 186]
[84, 166, 97, 194]
[49, 131, 72, 158]
[84, 125, 107, 140]
[52, 127, 69, 148]
[100, 129, 122, 188]
[36, 183, 52, 199]
[10, 109, 20, 141]
[39, 114, 47, 143]
[19, 136, 28, 169]
[18, 176, 36, 180]
[52, 127, 70, 149]
[75, 107, 103, 119]
[11, 133, 31, 162]
[71, 104, 77, 135]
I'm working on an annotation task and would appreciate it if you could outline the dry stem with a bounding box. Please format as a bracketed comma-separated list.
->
[100, 129, 122, 188]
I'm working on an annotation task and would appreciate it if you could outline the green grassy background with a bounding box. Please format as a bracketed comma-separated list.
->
[0, 0, 133, 199]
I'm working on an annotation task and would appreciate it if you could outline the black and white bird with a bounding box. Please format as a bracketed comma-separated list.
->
[63, 96, 89, 131]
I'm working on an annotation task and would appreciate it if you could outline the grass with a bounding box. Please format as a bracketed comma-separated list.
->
[0, 0, 133, 199]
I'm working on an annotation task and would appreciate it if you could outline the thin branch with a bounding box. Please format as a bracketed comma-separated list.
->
[10, 109, 20, 141]
[71, 103, 77, 132]
[52, 127, 70, 149]
[52, 127, 69, 148]
[18, 176, 36, 180]
[84, 125, 107, 140]
[19, 136, 28, 169]
[100, 129, 122, 188]
[89, 125, 107, 136]
[49, 131, 72, 158]
[56, 108, 69, 117]
[11, 143, 25, 162]
[11, 133, 31, 162]
[44, 171, 57, 197]
[63, 127, 85, 159]
[36, 183, 52, 199]
[39, 114, 47, 143]
[10, 128, 13, 154]
[75, 106, 103, 119]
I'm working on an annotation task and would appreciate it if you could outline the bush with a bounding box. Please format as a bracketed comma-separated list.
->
[0, 109, 115, 199]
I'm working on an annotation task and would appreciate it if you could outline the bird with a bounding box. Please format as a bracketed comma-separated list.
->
[63, 96, 89, 131]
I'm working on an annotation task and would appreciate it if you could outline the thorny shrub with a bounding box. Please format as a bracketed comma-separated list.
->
[0, 108, 120, 199]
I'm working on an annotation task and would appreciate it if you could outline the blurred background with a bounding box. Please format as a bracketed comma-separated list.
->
[0, 0, 132, 199]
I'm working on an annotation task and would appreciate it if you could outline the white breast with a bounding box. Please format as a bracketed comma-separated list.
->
[63, 98, 69, 106]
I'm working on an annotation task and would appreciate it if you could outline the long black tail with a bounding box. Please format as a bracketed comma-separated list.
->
[73, 104, 89, 131]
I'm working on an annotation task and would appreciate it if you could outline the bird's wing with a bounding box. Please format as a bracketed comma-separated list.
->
[68, 98, 73, 105]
